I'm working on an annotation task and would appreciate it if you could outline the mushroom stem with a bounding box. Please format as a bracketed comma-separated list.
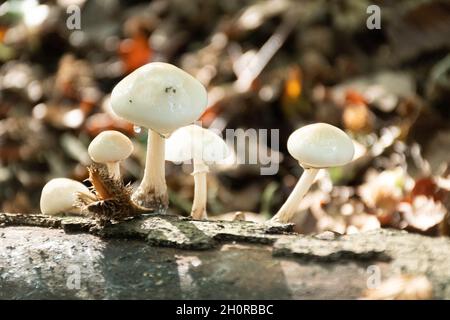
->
[271, 167, 319, 223]
[191, 159, 209, 220]
[133, 129, 168, 211]
[106, 162, 121, 180]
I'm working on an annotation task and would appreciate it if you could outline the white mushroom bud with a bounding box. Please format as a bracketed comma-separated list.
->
[40, 178, 91, 215]
[110, 62, 208, 212]
[271, 123, 355, 223]
[88, 130, 133, 180]
[166, 125, 230, 220]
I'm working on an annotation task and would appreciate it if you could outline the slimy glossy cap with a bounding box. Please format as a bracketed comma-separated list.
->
[40, 178, 89, 215]
[287, 123, 355, 168]
[88, 130, 133, 163]
[165, 125, 230, 164]
[110, 62, 208, 135]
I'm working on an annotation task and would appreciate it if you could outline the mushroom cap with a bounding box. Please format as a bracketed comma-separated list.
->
[88, 130, 133, 163]
[165, 125, 230, 163]
[287, 123, 355, 168]
[110, 62, 208, 135]
[40, 178, 90, 215]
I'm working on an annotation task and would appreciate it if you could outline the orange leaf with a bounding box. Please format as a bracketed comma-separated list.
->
[119, 35, 152, 74]
[408, 177, 445, 202]
[345, 89, 367, 105]
[283, 66, 302, 99]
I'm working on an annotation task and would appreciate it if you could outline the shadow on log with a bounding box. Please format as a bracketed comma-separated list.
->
[1, 213, 450, 299]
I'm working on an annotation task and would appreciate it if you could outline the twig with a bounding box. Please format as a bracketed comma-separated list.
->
[234, 13, 300, 92]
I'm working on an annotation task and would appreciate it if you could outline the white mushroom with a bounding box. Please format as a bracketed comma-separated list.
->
[88, 130, 133, 180]
[40, 178, 92, 215]
[271, 123, 355, 223]
[166, 125, 230, 220]
[110, 62, 207, 212]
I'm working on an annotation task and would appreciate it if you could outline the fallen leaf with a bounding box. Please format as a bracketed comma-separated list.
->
[399, 196, 446, 232]
[362, 275, 433, 300]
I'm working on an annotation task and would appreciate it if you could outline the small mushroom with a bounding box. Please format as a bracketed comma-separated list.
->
[165, 125, 230, 220]
[271, 123, 355, 223]
[88, 130, 133, 180]
[110, 62, 207, 212]
[40, 178, 93, 215]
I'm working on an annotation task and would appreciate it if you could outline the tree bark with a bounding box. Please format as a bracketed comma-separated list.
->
[1, 213, 450, 299]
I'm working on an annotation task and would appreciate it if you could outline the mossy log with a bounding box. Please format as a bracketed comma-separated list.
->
[1, 213, 450, 299]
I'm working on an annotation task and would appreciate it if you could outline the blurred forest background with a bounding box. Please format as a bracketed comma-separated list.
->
[0, 0, 449, 236]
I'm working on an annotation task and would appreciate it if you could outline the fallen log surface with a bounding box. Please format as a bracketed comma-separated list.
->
[1, 213, 449, 299]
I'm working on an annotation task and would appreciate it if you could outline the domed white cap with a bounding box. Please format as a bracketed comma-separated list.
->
[165, 125, 230, 164]
[40, 178, 90, 215]
[287, 123, 355, 168]
[110, 62, 208, 135]
[88, 130, 133, 163]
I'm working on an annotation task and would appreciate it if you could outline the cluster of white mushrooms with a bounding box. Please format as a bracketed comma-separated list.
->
[40, 62, 355, 225]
